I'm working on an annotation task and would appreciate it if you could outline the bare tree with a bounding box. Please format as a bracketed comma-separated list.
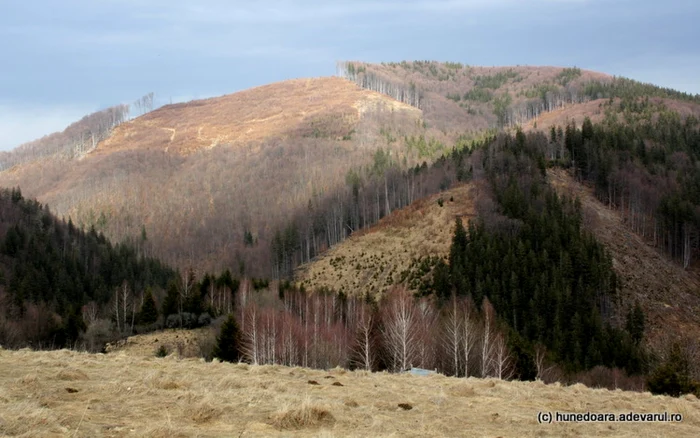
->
[462, 297, 477, 378]
[443, 295, 462, 376]
[492, 333, 514, 380]
[534, 344, 555, 381]
[352, 301, 376, 371]
[242, 303, 259, 365]
[480, 297, 495, 377]
[381, 287, 419, 372]
[82, 301, 99, 326]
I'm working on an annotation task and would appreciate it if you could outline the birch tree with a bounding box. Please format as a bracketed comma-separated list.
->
[381, 287, 419, 372]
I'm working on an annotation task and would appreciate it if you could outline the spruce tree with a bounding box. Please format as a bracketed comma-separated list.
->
[139, 288, 159, 325]
[213, 314, 242, 363]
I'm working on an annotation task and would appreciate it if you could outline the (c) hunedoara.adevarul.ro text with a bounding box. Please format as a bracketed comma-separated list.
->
[537, 411, 683, 424]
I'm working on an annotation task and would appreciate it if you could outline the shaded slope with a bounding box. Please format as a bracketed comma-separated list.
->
[0, 77, 424, 275]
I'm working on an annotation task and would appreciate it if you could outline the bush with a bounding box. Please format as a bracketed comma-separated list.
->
[165, 314, 181, 329]
[198, 313, 212, 326]
[155, 345, 169, 358]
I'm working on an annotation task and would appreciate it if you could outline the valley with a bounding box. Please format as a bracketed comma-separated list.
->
[1, 62, 700, 431]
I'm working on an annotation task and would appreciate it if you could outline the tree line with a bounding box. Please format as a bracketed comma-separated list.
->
[0, 92, 156, 170]
[337, 62, 422, 108]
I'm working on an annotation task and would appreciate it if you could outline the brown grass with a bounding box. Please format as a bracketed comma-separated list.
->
[0, 345, 698, 437]
[296, 182, 478, 297]
[270, 397, 335, 430]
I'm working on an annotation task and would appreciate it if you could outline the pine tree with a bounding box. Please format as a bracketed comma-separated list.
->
[625, 301, 645, 345]
[213, 314, 242, 363]
[139, 288, 159, 325]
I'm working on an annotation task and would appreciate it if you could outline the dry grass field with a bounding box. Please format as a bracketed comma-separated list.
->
[1, 341, 699, 437]
[296, 182, 479, 297]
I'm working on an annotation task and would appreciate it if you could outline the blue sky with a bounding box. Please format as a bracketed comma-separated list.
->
[1, 0, 699, 150]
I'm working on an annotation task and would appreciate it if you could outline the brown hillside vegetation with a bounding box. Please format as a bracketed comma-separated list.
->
[97, 77, 419, 156]
[547, 169, 700, 347]
[296, 181, 479, 297]
[1, 346, 698, 437]
[523, 97, 700, 132]
[0, 77, 425, 274]
[340, 61, 612, 133]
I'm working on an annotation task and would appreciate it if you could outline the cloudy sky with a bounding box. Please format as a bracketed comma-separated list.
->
[1, 0, 698, 150]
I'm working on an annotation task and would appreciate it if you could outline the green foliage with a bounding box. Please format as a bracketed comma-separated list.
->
[0, 188, 176, 347]
[155, 344, 169, 358]
[647, 343, 698, 397]
[561, 110, 700, 266]
[161, 281, 179, 317]
[444, 62, 464, 70]
[244, 230, 255, 247]
[213, 314, 242, 363]
[405, 136, 445, 158]
[582, 77, 700, 104]
[556, 67, 582, 86]
[493, 93, 513, 127]
[474, 70, 520, 90]
[428, 132, 646, 375]
[139, 288, 159, 325]
[463, 88, 493, 103]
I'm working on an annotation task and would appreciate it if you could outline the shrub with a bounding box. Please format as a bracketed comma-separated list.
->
[198, 313, 212, 326]
[155, 345, 169, 358]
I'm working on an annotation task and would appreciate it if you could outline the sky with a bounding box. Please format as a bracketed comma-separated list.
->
[1, 0, 699, 150]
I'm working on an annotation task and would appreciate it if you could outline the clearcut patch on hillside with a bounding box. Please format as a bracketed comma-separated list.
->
[296, 182, 479, 297]
[547, 169, 700, 348]
[96, 77, 421, 156]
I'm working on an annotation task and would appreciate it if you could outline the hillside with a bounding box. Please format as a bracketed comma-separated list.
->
[1, 346, 698, 437]
[548, 169, 700, 349]
[0, 188, 176, 349]
[296, 181, 479, 297]
[0, 77, 424, 275]
[339, 61, 612, 133]
[4, 63, 698, 278]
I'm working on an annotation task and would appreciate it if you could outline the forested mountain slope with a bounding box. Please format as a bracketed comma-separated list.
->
[0, 188, 176, 348]
[0, 78, 424, 276]
[548, 169, 700, 348]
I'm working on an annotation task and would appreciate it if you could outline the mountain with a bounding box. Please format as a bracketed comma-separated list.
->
[0, 77, 424, 275]
[2, 61, 700, 395]
[338, 62, 606, 130]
